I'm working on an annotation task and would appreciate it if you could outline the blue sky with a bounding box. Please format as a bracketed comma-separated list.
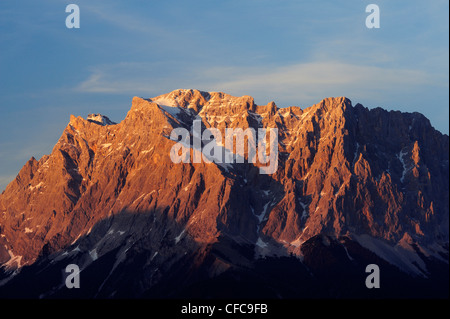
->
[0, 0, 448, 191]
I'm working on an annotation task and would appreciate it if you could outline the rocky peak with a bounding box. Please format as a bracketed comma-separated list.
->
[86, 114, 116, 126]
[149, 89, 210, 113]
[199, 92, 257, 116]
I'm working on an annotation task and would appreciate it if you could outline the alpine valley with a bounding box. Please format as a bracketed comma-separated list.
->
[0, 89, 448, 298]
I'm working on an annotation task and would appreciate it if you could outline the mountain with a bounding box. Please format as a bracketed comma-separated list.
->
[0, 89, 448, 298]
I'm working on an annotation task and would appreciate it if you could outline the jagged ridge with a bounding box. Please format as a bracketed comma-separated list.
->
[0, 89, 448, 297]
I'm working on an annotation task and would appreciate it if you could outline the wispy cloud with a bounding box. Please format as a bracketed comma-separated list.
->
[204, 62, 436, 101]
[75, 62, 176, 94]
[75, 60, 438, 105]
[82, 2, 171, 37]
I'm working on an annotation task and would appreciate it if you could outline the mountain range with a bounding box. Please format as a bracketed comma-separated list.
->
[0, 89, 448, 298]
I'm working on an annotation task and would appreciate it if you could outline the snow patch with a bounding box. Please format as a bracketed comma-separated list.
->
[290, 234, 304, 247]
[352, 142, 360, 165]
[141, 148, 154, 154]
[151, 97, 177, 108]
[29, 182, 44, 191]
[2, 249, 22, 270]
[256, 237, 268, 248]
[397, 149, 409, 183]
[89, 249, 98, 261]
[132, 193, 148, 205]
[258, 202, 270, 223]
[87, 114, 116, 126]
[175, 229, 186, 244]
[71, 245, 81, 253]
[184, 182, 192, 192]
[160, 104, 182, 118]
[334, 184, 345, 196]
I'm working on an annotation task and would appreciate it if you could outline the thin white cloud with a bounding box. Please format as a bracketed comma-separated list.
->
[211, 62, 445, 105]
[82, 2, 171, 36]
[76, 62, 171, 94]
[75, 60, 438, 105]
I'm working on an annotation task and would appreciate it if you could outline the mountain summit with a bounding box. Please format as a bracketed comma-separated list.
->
[0, 89, 448, 298]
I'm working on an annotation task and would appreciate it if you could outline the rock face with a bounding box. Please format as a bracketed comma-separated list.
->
[0, 89, 448, 298]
